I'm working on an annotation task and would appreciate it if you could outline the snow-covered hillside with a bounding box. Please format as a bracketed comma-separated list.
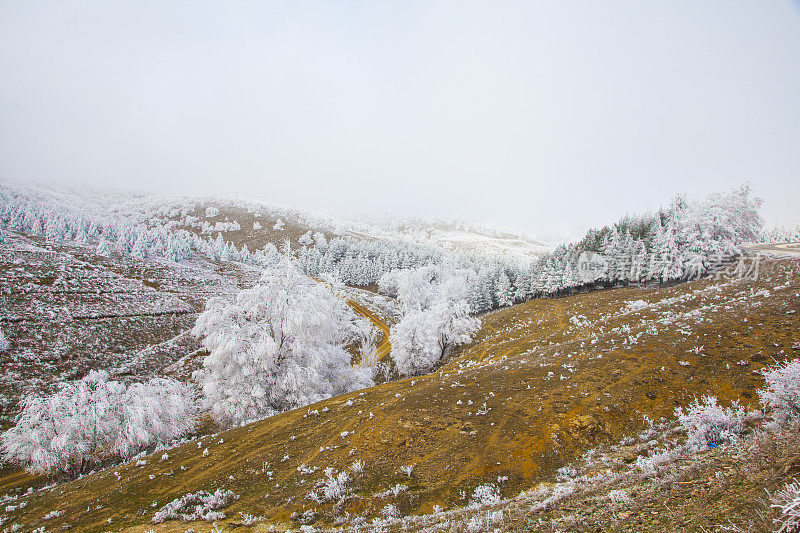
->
[0, 180, 551, 263]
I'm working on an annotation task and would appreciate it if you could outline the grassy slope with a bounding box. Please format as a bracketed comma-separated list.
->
[2, 256, 799, 532]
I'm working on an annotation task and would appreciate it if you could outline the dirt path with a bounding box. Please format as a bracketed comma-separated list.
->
[345, 298, 392, 359]
[315, 279, 392, 361]
[743, 241, 800, 255]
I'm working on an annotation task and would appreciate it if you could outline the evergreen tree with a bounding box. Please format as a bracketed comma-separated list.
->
[96, 237, 111, 257]
[495, 271, 513, 307]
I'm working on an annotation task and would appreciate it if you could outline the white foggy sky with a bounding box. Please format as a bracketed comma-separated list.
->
[1, 1, 799, 239]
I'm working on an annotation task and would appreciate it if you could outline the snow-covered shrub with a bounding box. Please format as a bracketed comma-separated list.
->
[633, 448, 679, 477]
[624, 300, 649, 313]
[1, 371, 196, 475]
[529, 483, 577, 512]
[298, 231, 314, 246]
[399, 464, 414, 477]
[608, 489, 632, 504]
[375, 484, 407, 498]
[0, 328, 9, 353]
[316, 468, 351, 502]
[674, 395, 746, 452]
[770, 478, 800, 533]
[469, 483, 501, 507]
[239, 512, 266, 526]
[192, 260, 373, 427]
[760, 359, 800, 427]
[556, 465, 577, 482]
[349, 460, 364, 475]
[488, 509, 504, 525]
[466, 515, 484, 533]
[204, 206, 220, 218]
[152, 489, 238, 523]
[381, 504, 399, 519]
[95, 236, 112, 257]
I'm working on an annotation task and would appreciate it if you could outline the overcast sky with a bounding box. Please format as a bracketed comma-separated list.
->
[1, 1, 798, 239]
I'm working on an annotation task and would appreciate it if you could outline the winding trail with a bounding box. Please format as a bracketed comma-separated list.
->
[314, 279, 392, 362]
[344, 298, 392, 360]
[743, 242, 800, 256]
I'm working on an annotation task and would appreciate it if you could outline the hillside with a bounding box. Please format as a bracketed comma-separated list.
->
[2, 252, 797, 532]
[0, 181, 551, 264]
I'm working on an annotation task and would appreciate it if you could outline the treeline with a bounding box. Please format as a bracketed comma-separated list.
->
[1, 183, 765, 316]
[0, 186, 283, 266]
[297, 184, 763, 313]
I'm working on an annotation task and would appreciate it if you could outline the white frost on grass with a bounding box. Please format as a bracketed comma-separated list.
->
[152, 489, 238, 523]
[770, 478, 800, 533]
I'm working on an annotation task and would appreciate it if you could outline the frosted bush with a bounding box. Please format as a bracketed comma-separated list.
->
[1, 371, 196, 475]
[399, 464, 415, 477]
[760, 359, 800, 427]
[674, 395, 746, 452]
[530, 483, 576, 512]
[375, 483, 407, 498]
[239, 512, 266, 526]
[469, 483, 501, 507]
[152, 489, 238, 523]
[556, 465, 577, 482]
[633, 448, 678, 477]
[466, 515, 484, 533]
[381, 504, 399, 518]
[349, 460, 364, 475]
[608, 489, 632, 504]
[770, 478, 800, 533]
[625, 300, 650, 313]
[317, 468, 351, 501]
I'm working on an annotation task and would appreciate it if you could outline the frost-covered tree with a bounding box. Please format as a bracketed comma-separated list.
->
[96, 236, 112, 257]
[385, 264, 481, 375]
[495, 271, 513, 307]
[273, 218, 285, 231]
[313, 231, 327, 247]
[390, 300, 479, 375]
[298, 231, 314, 246]
[657, 221, 684, 283]
[192, 260, 373, 427]
[0, 371, 196, 476]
